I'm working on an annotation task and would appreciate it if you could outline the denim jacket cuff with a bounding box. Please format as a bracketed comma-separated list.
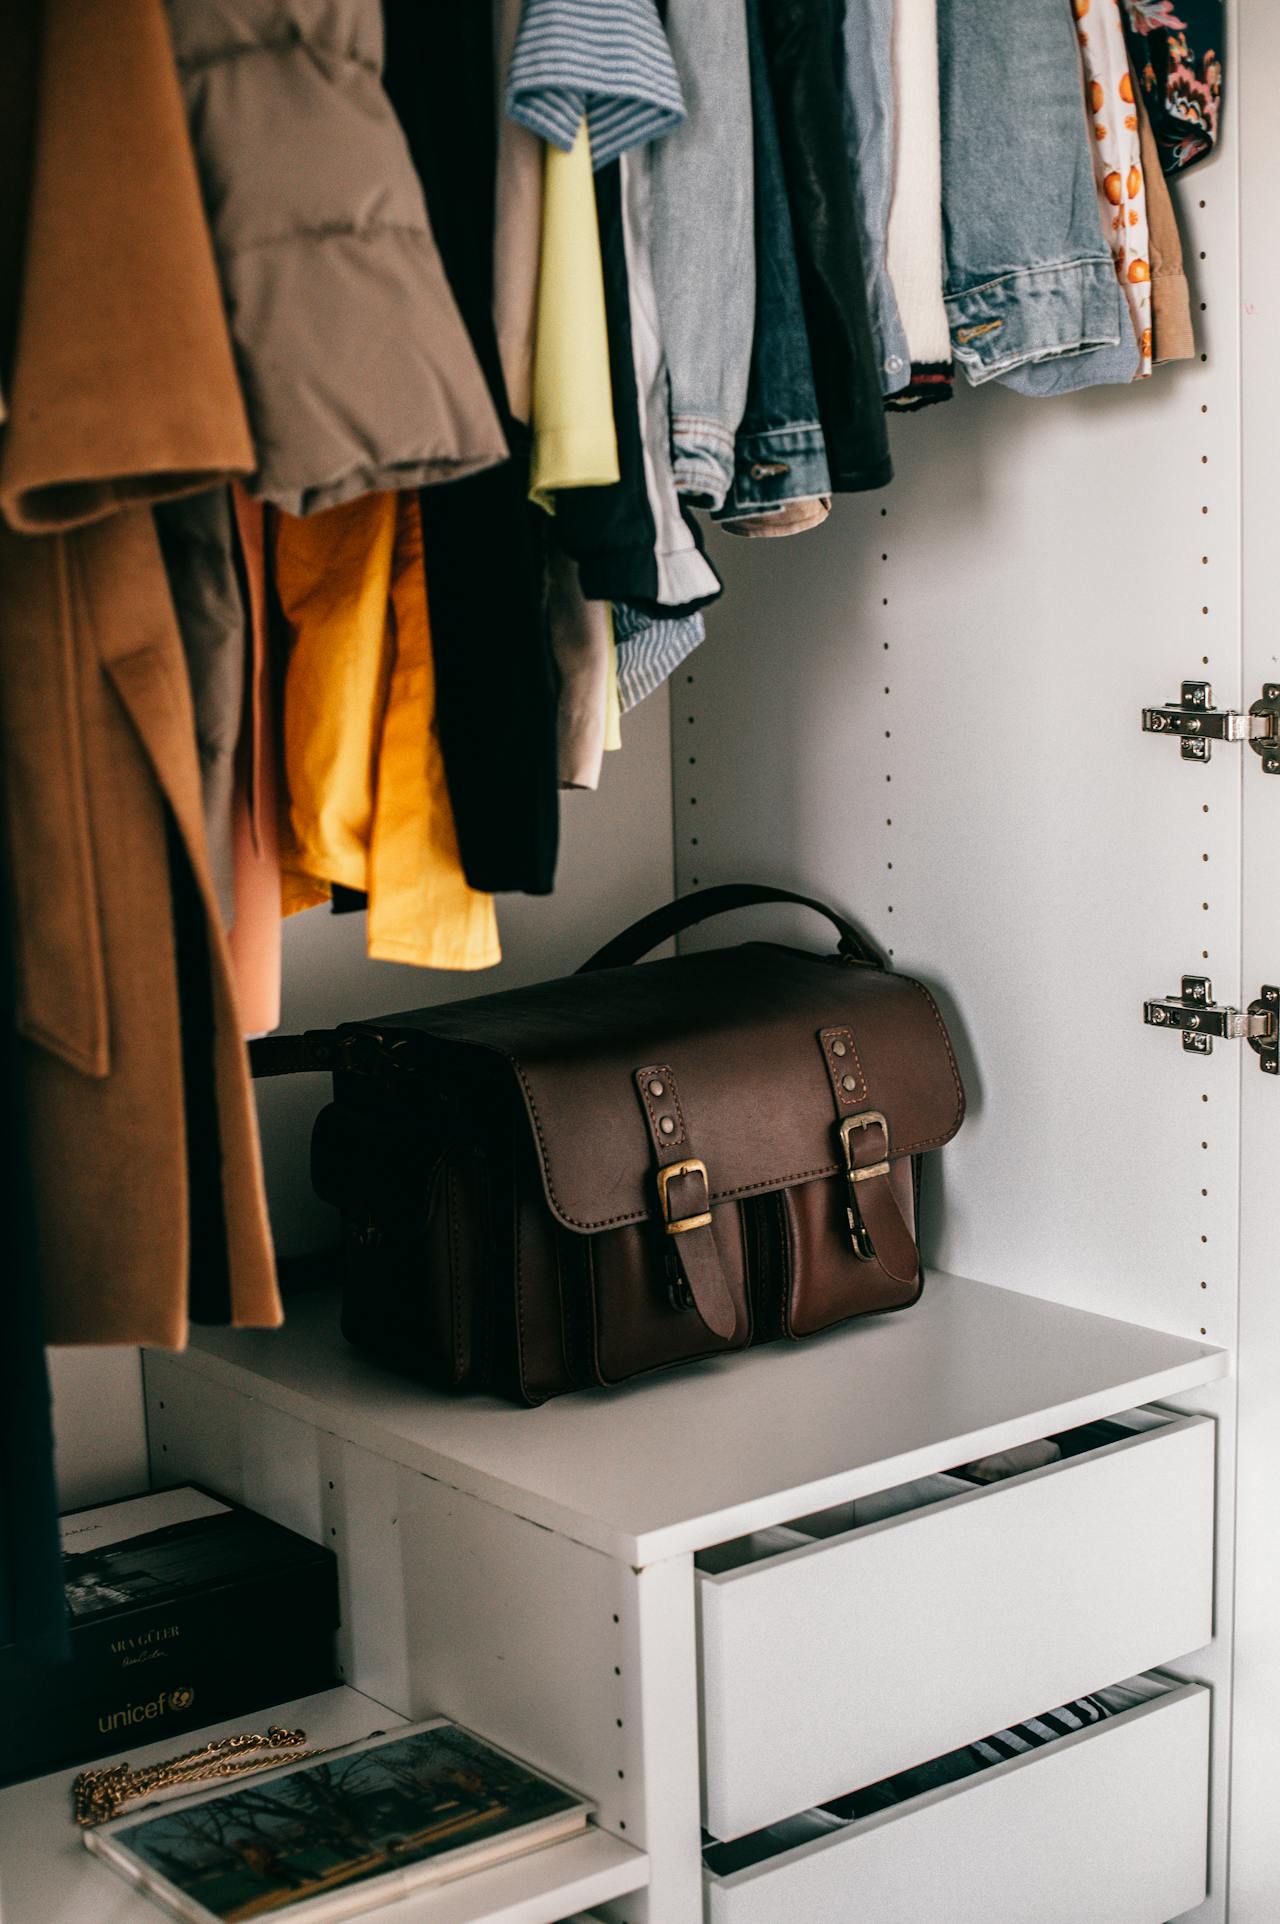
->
[671, 414, 737, 512]
[946, 258, 1125, 386]
[714, 424, 832, 521]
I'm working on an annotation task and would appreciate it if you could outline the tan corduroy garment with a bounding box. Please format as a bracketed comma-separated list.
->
[1133, 76, 1195, 367]
[0, 0, 281, 1346]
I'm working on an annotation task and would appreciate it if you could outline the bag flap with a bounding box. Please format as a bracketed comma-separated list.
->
[355, 943, 965, 1234]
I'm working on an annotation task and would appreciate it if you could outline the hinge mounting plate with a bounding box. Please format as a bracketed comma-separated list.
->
[1248, 986, 1280, 1075]
[1144, 974, 1278, 1067]
[1142, 679, 1280, 768]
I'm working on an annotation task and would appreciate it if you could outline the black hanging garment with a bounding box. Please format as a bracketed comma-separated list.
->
[382, 0, 560, 897]
[0, 839, 68, 1664]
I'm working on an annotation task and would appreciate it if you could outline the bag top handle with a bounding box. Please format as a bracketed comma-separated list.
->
[247, 888, 883, 1079]
[577, 884, 884, 974]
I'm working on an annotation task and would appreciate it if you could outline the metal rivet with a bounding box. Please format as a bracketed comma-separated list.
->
[831, 1040, 847, 1057]
[648, 1078, 665, 1097]
[841, 1074, 857, 1092]
[659, 1116, 676, 1135]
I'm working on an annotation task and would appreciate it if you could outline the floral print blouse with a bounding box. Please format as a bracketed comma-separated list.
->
[1122, 0, 1223, 173]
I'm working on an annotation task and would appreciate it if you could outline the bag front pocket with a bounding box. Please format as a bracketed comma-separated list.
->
[777, 1167, 922, 1338]
[586, 1201, 752, 1386]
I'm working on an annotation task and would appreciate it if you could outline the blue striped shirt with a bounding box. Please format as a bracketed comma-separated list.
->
[613, 602, 706, 711]
[506, 0, 686, 170]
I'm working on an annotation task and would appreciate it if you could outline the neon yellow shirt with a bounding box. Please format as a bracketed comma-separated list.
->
[529, 120, 620, 509]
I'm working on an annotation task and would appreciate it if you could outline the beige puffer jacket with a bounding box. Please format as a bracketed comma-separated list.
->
[166, 0, 508, 514]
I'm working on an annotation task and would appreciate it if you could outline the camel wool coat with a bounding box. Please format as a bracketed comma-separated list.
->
[0, 0, 282, 1346]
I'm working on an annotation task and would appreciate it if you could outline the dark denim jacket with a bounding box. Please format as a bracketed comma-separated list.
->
[716, 0, 832, 528]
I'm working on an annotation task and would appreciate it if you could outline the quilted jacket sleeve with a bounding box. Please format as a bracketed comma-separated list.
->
[167, 0, 508, 515]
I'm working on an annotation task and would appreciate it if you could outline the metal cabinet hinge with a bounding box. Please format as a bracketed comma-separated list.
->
[1142, 679, 1280, 769]
[1144, 974, 1279, 1071]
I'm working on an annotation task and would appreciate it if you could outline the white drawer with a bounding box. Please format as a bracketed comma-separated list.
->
[697, 1407, 1213, 1838]
[703, 1677, 1210, 1924]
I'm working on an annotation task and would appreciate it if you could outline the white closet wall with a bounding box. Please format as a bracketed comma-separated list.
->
[47, 1350, 147, 1510]
[679, 249, 1237, 1348]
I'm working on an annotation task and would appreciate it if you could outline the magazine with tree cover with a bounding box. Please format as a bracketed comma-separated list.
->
[84, 1719, 592, 1923]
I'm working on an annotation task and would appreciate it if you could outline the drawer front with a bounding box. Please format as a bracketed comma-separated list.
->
[705, 1682, 1210, 1924]
[698, 1415, 1213, 1838]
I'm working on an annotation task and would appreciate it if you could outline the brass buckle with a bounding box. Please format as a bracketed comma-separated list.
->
[656, 1158, 713, 1235]
[840, 1111, 890, 1183]
[840, 1113, 889, 1261]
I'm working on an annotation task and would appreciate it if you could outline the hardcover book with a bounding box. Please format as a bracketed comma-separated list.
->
[0, 1486, 338, 1784]
[85, 1720, 591, 1923]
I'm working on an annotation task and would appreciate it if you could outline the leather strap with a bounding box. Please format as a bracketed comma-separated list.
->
[634, 1064, 738, 1341]
[852, 1147, 920, 1286]
[580, 885, 883, 973]
[819, 1024, 869, 1113]
[249, 1031, 340, 1077]
[818, 1026, 919, 1286]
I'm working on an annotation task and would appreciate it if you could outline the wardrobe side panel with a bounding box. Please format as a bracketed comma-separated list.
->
[1227, 0, 1280, 1911]
[400, 1481, 703, 1924]
[676, 191, 1239, 1353]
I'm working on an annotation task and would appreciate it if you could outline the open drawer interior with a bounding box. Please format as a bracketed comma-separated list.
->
[702, 1672, 1210, 1924]
[694, 1404, 1178, 1574]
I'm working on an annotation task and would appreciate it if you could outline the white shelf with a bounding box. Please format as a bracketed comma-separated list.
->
[0, 1688, 647, 1924]
[159, 1272, 1227, 1563]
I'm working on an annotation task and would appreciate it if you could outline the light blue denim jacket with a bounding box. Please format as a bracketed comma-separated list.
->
[938, 0, 1132, 392]
[649, 0, 755, 511]
[841, 0, 911, 397]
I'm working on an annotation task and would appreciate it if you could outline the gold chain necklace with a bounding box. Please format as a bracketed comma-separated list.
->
[72, 1725, 318, 1827]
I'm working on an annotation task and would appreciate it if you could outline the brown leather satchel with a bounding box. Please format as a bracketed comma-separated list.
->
[262, 886, 965, 1404]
